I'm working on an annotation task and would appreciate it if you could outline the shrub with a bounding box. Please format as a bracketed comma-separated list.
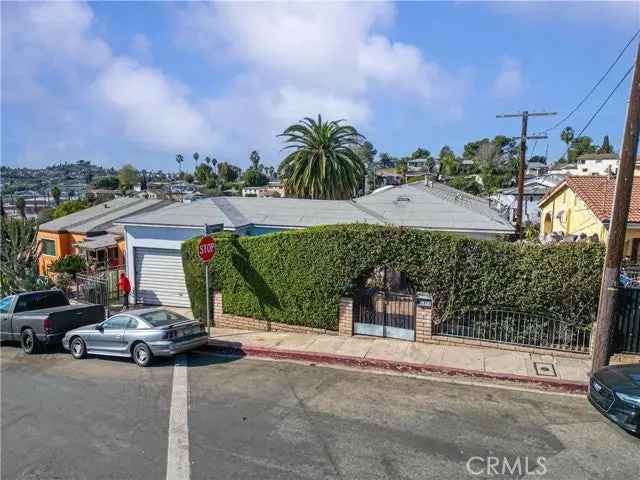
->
[53, 200, 89, 219]
[49, 254, 87, 278]
[181, 224, 604, 330]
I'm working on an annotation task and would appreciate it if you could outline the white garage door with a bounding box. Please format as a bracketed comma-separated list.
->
[134, 247, 190, 307]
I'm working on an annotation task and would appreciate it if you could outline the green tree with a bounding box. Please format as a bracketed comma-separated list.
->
[36, 208, 54, 225]
[15, 197, 26, 218]
[194, 163, 213, 185]
[51, 185, 61, 206]
[53, 199, 89, 219]
[49, 254, 87, 279]
[396, 159, 408, 184]
[176, 153, 184, 173]
[449, 176, 482, 195]
[118, 164, 138, 191]
[250, 150, 261, 170]
[278, 115, 366, 199]
[184, 174, 194, 184]
[355, 141, 377, 164]
[560, 127, 575, 163]
[570, 136, 598, 162]
[438, 145, 459, 176]
[529, 155, 547, 164]
[378, 152, 396, 168]
[193, 152, 200, 168]
[0, 218, 51, 295]
[598, 135, 613, 154]
[94, 176, 119, 190]
[217, 162, 240, 183]
[243, 168, 269, 187]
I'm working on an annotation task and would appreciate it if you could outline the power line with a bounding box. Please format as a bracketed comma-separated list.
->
[575, 62, 635, 138]
[542, 28, 640, 133]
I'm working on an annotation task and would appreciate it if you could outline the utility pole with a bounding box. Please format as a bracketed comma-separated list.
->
[497, 111, 557, 238]
[592, 42, 640, 371]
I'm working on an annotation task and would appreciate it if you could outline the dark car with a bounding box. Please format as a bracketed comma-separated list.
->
[62, 307, 207, 367]
[0, 290, 105, 354]
[588, 363, 640, 434]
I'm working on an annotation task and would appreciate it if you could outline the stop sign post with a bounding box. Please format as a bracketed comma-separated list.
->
[199, 234, 217, 332]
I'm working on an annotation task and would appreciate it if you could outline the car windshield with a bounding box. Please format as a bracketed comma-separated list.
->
[139, 310, 190, 327]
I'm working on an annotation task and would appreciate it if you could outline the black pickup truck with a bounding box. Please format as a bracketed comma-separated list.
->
[0, 290, 105, 354]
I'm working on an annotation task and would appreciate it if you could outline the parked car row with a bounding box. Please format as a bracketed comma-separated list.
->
[0, 289, 207, 367]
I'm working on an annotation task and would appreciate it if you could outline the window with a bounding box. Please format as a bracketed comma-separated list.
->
[14, 291, 69, 313]
[126, 318, 139, 330]
[42, 239, 56, 256]
[140, 309, 189, 327]
[102, 315, 131, 330]
[0, 296, 14, 314]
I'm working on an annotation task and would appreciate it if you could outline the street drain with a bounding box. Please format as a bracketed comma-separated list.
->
[534, 362, 557, 377]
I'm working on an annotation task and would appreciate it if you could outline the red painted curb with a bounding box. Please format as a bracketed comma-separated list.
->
[204, 341, 588, 394]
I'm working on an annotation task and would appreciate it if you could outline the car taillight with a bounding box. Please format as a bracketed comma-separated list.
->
[43, 317, 53, 332]
[163, 330, 178, 340]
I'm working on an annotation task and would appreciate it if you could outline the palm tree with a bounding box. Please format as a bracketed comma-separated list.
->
[175, 154, 184, 173]
[205, 156, 212, 166]
[560, 127, 574, 163]
[278, 115, 366, 199]
[193, 152, 200, 168]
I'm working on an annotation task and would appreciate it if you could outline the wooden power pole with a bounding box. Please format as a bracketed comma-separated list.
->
[497, 111, 557, 239]
[592, 43, 640, 371]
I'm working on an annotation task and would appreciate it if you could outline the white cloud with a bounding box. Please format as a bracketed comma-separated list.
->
[93, 59, 219, 152]
[491, 58, 525, 99]
[2, 1, 219, 159]
[176, 1, 470, 159]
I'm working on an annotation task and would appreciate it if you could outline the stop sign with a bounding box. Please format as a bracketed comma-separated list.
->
[198, 236, 216, 263]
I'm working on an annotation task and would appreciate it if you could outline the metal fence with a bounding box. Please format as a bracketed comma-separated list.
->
[615, 287, 640, 354]
[433, 308, 592, 353]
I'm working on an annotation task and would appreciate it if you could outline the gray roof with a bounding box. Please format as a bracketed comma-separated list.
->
[355, 183, 513, 233]
[39, 197, 169, 234]
[73, 233, 121, 250]
[119, 183, 514, 235]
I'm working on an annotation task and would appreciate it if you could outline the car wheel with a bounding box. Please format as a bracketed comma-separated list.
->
[133, 343, 153, 367]
[21, 329, 39, 355]
[70, 337, 86, 359]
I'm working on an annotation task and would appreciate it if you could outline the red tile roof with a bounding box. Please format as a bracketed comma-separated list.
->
[540, 176, 640, 223]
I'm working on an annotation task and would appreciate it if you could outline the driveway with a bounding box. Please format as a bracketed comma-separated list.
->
[1, 345, 638, 480]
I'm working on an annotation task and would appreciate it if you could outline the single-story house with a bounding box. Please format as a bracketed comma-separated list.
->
[490, 174, 565, 225]
[37, 197, 170, 274]
[117, 182, 514, 307]
[539, 176, 640, 260]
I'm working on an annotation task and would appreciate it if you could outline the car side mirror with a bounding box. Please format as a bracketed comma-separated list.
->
[96, 324, 104, 331]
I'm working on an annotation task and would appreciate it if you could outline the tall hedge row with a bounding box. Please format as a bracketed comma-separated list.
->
[181, 224, 604, 331]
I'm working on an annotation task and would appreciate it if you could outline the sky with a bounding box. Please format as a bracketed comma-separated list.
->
[2, 1, 639, 172]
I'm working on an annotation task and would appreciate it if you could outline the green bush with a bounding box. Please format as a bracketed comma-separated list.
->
[49, 254, 87, 278]
[181, 225, 604, 330]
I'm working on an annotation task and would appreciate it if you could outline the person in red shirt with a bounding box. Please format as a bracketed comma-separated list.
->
[119, 272, 131, 310]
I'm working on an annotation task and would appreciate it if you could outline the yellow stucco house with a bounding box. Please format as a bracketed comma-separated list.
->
[539, 176, 640, 261]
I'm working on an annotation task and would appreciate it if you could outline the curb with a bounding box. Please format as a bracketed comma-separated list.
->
[204, 341, 588, 394]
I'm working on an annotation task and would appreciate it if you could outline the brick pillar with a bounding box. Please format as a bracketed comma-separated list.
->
[213, 290, 223, 328]
[338, 297, 353, 336]
[415, 303, 432, 343]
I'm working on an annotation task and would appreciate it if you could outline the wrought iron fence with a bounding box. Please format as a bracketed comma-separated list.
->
[433, 308, 591, 353]
[615, 287, 640, 354]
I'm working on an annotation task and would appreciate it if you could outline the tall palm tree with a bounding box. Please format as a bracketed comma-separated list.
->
[193, 152, 200, 168]
[204, 156, 212, 166]
[278, 115, 366, 200]
[175, 154, 184, 173]
[396, 159, 408, 184]
[560, 127, 574, 163]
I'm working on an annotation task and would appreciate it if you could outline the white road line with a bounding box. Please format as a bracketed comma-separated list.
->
[166, 354, 190, 480]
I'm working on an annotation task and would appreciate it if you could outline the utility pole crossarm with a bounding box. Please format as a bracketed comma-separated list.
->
[496, 110, 557, 239]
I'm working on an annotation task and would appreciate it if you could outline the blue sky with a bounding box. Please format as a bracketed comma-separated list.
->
[2, 1, 639, 172]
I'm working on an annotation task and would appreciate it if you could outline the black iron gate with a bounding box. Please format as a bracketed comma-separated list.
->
[616, 287, 640, 354]
[353, 289, 416, 341]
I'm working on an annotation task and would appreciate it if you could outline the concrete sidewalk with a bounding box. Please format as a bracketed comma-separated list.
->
[205, 328, 591, 392]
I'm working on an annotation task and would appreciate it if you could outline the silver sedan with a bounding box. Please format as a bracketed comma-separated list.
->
[62, 307, 208, 367]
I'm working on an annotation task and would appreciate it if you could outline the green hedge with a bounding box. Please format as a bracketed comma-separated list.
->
[181, 224, 604, 330]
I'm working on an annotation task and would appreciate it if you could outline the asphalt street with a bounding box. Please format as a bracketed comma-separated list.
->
[1, 344, 638, 480]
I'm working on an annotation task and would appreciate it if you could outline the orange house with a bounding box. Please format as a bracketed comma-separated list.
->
[38, 197, 168, 274]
